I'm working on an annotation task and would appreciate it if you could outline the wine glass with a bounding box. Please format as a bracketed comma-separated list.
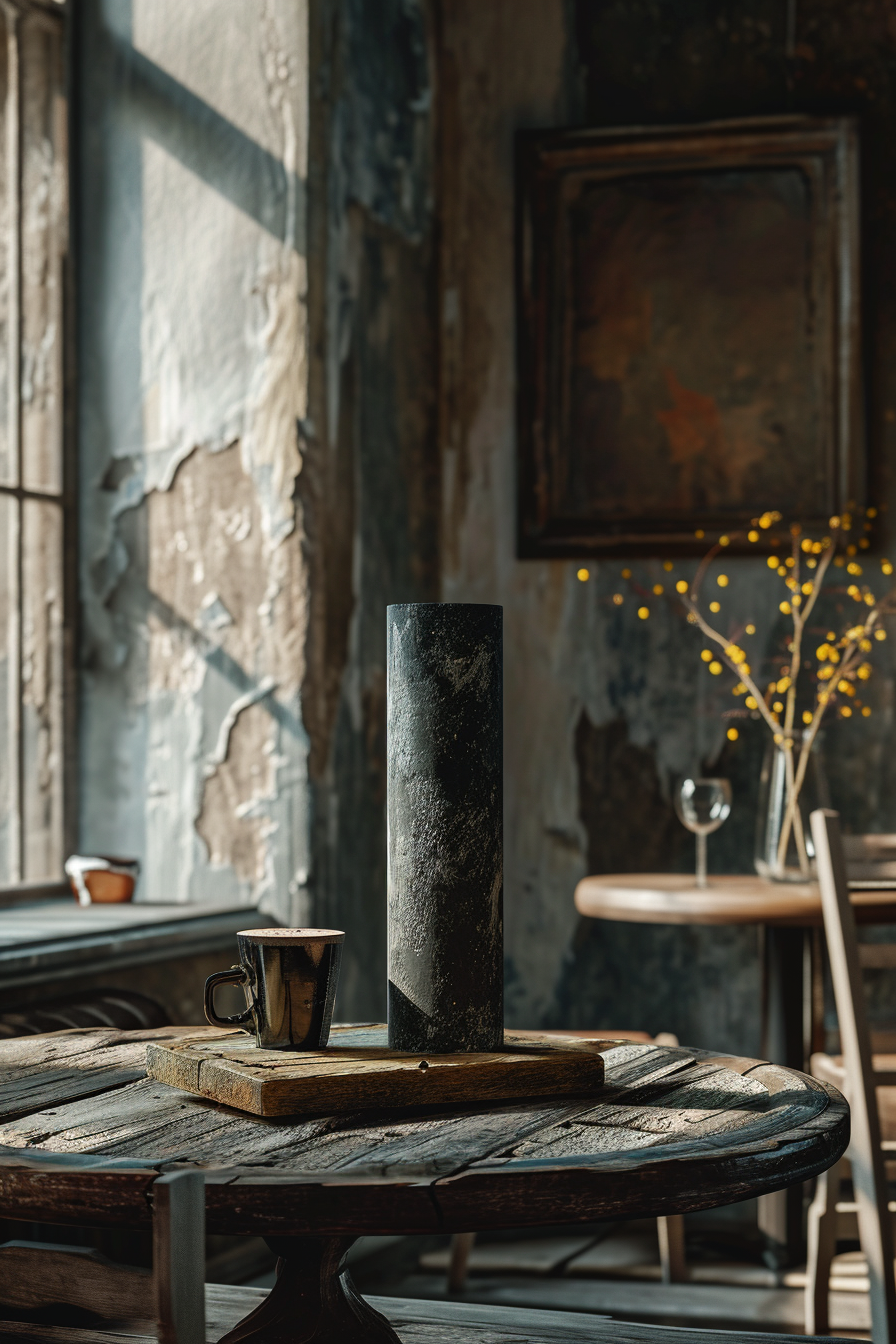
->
[675, 777, 732, 889]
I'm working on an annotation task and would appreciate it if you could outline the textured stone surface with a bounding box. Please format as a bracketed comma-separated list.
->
[387, 603, 503, 1051]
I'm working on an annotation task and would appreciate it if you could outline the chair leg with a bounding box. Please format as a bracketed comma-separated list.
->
[657, 1215, 686, 1283]
[153, 1170, 206, 1344]
[447, 1232, 477, 1294]
[805, 1155, 845, 1335]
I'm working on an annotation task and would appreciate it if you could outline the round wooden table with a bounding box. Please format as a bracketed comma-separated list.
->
[0, 1026, 848, 1343]
[574, 871, 896, 927]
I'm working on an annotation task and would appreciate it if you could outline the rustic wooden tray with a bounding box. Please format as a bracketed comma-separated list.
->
[146, 1024, 608, 1117]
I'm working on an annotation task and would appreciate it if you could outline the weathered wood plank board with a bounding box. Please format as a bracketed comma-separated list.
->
[0, 1286, 853, 1343]
[0, 1026, 199, 1122]
[144, 1026, 608, 1117]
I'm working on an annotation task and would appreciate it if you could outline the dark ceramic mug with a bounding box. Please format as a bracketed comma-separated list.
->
[204, 928, 344, 1050]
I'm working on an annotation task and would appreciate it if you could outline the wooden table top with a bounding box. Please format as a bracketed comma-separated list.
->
[0, 1026, 847, 1237]
[575, 871, 896, 927]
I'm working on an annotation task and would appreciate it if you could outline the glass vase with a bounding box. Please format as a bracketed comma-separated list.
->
[754, 733, 830, 883]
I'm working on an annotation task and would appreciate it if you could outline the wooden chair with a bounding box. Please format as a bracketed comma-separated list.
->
[0, 1170, 204, 1343]
[446, 1029, 687, 1293]
[805, 808, 896, 1342]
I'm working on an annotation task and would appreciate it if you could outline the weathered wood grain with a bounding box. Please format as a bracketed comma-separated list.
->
[0, 1026, 200, 1122]
[0, 1030, 848, 1239]
[0, 1241, 152, 1318]
[0, 1287, 854, 1343]
[145, 1026, 607, 1117]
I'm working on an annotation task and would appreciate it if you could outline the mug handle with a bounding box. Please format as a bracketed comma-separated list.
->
[204, 965, 254, 1029]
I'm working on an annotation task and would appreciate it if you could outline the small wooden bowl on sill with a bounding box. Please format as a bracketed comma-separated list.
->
[64, 855, 140, 906]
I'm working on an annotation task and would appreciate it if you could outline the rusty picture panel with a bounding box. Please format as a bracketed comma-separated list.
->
[516, 116, 862, 557]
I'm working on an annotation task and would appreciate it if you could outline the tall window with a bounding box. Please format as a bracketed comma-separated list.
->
[0, 0, 69, 884]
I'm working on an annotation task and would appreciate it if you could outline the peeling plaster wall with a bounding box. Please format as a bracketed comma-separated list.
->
[78, 0, 310, 917]
[302, 0, 439, 1018]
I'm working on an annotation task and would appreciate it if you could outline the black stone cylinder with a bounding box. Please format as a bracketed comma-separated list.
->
[387, 602, 503, 1052]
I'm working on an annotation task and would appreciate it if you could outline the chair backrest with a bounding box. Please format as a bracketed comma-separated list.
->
[0, 1169, 204, 1343]
[810, 807, 896, 1343]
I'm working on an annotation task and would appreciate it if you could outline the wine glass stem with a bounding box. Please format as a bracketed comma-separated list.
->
[696, 833, 707, 889]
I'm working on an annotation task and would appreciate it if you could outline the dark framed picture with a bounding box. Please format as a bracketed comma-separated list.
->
[516, 116, 862, 558]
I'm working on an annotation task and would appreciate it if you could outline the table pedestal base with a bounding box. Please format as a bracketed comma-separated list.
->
[218, 1236, 401, 1344]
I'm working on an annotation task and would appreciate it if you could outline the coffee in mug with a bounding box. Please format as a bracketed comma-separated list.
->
[204, 928, 344, 1050]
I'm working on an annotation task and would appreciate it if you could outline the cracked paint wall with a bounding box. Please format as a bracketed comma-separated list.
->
[78, 0, 311, 917]
[75, 0, 896, 1048]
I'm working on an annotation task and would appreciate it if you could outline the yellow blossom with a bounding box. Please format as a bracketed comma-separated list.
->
[807, 558, 817, 569]
[847, 584, 860, 598]
[818, 666, 835, 680]
[801, 538, 813, 552]
[717, 574, 729, 587]
[869, 507, 878, 518]
[746, 696, 758, 709]
[860, 638, 872, 651]
[772, 700, 784, 712]
[857, 663, 872, 680]
[777, 566, 787, 576]
[748, 530, 759, 542]
[612, 593, 623, 605]
[695, 529, 704, 539]
[866, 592, 876, 606]
[785, 557, 795, 568]
[719, 535, 730, 546]
[767, 555, 779, 569]
[741, 663, 751, 675]
[726, 727, 739, 741]
[816, 644, 831, 660]
[830, 515, 841, 529]
[841, 705, 853, 717]
[883, 560, 894, 575]
[577, 569, 589, 581]
[834, 556, 846, 567]
[653, 584, 664, 595]
[622, 568, 632, 579]
[802, 710, 813, 724]
[732, 683, 746, 695]
[709, 660, 722, 675]
[663, 560, 674, 571]
[710, 600, 721, 613]
[863, 706, 872, 716]
[847, 561, 862, 575]
[876, 628, 887, 640]
[745, 623, 756, 634]
[638, 606, 649, 620]
[701, 649, 713, 662]
[838, 680, 855, 696]
[777, 676, 791, 692]
[779, 600, 791, 614]
[801, 582, 813, 595]
[760, 513, 774, 529]
[725, 644, 745, 663]
[860, 538, 870, 549]
[675, 579, 688, 594]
